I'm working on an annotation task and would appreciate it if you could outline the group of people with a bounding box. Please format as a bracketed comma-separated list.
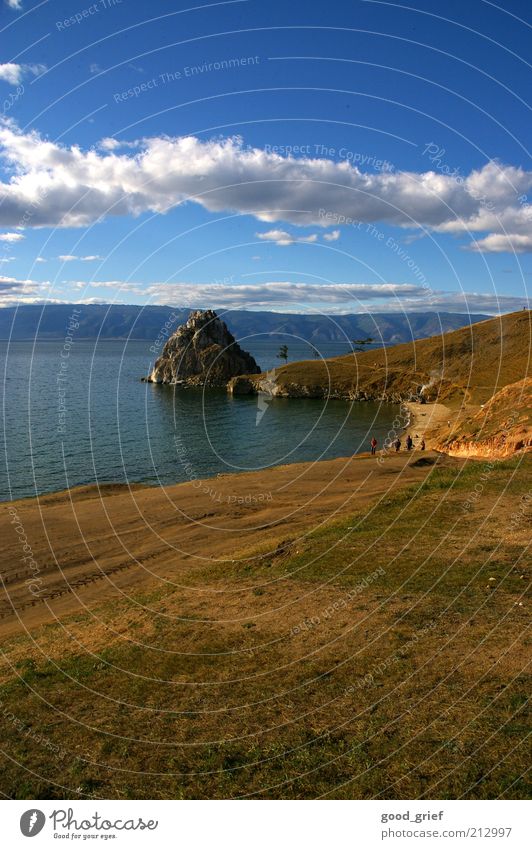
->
[370, 434, 425, 455]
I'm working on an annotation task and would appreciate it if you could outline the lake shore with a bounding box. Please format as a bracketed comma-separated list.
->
[404, 400, 454, 448]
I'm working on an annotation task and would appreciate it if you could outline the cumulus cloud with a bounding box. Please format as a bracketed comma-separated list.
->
[0, 63, 46, 85]
[0, 122, 531, 252]
[466, 233, 532, 253]
[5, 0, 22, 9]
[323, 230, 340, 242]
[256, 229, 318, 246]
[0, 231, 24, 241]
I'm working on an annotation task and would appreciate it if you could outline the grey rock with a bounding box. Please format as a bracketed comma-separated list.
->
[146, 310, 261, 386]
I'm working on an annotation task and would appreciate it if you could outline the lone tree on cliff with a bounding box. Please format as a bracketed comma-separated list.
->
[277, 344, 289, 363]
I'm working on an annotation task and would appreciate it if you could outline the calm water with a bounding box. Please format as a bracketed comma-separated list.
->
[0, 339, 397, 502]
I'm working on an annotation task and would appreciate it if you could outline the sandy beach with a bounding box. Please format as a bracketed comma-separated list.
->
[404, 400, 455, 448]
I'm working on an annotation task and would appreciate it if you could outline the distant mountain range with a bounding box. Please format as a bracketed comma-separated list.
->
[0, 304, 491, 344]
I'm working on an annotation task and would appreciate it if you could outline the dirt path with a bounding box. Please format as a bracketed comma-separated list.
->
[0, 451, 454, 638]
[405, 401, 455, 448]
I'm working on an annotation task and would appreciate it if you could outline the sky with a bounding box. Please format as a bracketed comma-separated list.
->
[0, 0, 531, 314]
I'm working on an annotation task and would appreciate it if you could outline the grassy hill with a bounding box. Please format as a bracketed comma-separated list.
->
[235, 310, 531, 406]
[0, 455, 528, 799]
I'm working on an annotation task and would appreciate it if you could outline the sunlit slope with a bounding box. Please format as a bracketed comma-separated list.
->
[259, 310, 531, 404]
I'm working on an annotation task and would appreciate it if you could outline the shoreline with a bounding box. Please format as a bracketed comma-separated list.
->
[0, 400, 483, 508]
[403, 400, 453, 449]
[0, 449, 456, 637]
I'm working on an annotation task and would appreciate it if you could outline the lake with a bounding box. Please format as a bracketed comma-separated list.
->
[0, 338, 397, 502]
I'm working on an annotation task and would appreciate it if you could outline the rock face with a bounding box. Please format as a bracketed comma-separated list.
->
[146, 309, 261, 386]
[437, 377, 532, 459]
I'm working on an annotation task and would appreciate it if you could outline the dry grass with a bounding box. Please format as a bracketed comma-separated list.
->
[258, 310, 531, 405]
[0, 455, 529, 799]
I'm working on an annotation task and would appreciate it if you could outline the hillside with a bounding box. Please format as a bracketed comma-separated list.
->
[0, 454, 529, 799]
[0, 304, 490, 344]
[230, 310, 531, 407]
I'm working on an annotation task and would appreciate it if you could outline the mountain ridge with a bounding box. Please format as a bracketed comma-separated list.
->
[0, 304, 491, 344]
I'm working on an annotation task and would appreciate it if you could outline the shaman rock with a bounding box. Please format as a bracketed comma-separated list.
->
[146, 309, 261, 386]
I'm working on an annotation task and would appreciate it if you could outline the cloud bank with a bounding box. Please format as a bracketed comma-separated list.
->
[0, 122, 531, 252]
[1, 275, 526, 314]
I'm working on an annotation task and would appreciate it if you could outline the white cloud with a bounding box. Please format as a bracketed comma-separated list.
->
[35, 256, 46, 263]
[89, 63, 102, 74]
[0, 63, 46, 85]
[142, 282, 528, 314]
[143, 281, 430, 310]
[0, 295, 108, 308]
[99, 137, 121, 151]
[323, 230, 340, 242]
[466, 233, 532, 253]
[0, 231, 24, 242]
[256, 229, 318, 246]
[5, 0, 22, 9]
[0, 273, 41, 300]
[0, 123, 531, 252]
[58, 254, 104, 262]
[69, 280, 141, 293]
[3, 276, 521, 315]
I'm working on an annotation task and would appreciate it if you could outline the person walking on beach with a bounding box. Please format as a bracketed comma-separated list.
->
[370, 436, 378, 455]
[394, 437, 401, 452]
[406, 434, 413, 450]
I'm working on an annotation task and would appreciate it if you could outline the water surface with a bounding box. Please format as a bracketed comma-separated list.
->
[1, 339, 397, 501]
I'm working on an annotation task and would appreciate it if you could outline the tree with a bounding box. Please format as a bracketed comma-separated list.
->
[310, 345, 320, 359]
[277, 344, 289, 363]
[352, 336, 374, 353]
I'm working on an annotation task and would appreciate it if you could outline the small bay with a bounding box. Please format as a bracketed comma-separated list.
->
[0, 339, 398, 502]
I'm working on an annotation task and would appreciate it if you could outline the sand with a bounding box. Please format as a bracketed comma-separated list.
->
[0, 449, 454, 638]
[404, 401, 454, 448]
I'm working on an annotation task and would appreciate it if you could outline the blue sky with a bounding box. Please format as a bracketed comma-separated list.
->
[0, 0, 531, 313]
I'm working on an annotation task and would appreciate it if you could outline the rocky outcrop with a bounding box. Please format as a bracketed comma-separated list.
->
[441, 434, 532, 459]
[145, 310, 261, 386]
[437, 378, 532, 459]
[227, 372, 444, 404]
